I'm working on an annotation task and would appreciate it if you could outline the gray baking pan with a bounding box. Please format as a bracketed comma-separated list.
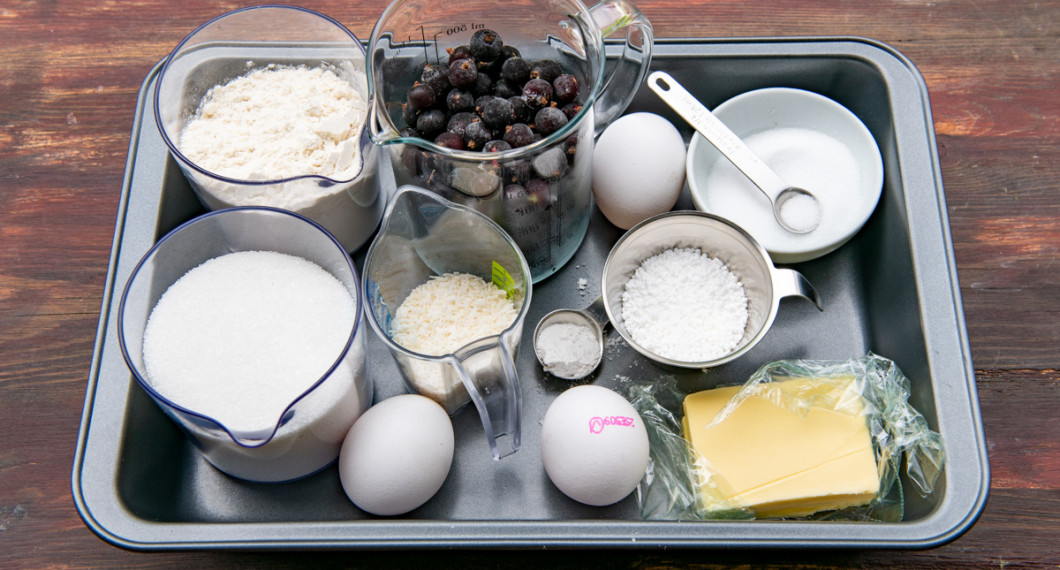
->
[73, 38, 989, 549]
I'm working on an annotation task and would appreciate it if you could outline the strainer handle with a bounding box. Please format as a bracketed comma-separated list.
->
[773, 268, 824, 311]
[588, 0, 654, 133]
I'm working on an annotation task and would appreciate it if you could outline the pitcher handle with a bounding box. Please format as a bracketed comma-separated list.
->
[773, 268, 824, 311]
[454, 336, 522, 460]
[587, 0, 654, 133]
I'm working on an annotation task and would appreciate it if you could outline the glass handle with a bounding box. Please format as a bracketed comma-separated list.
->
[588, 0, 654, 134]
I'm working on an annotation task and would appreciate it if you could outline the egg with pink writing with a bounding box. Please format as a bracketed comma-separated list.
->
[540, 385, 650, 506]
[338, 394, 454, 516]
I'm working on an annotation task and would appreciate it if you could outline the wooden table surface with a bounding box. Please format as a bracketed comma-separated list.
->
[2, 0, 1057, 567]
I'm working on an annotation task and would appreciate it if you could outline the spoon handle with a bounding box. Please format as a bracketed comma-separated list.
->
[647, 71, 788, 198]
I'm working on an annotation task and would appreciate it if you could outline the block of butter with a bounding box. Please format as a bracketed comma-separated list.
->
[681, 376, 879, 518]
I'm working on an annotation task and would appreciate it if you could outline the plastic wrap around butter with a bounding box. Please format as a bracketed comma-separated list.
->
[681, 376, 879, 518]
[630, 353, 946, 522]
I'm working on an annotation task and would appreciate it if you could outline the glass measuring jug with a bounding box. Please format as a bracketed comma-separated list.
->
[367, 0, 653, 282]
[362, 186, 533, 460]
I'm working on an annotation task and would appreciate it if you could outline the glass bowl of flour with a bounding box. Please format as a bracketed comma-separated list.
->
[153, 6, 383, 252]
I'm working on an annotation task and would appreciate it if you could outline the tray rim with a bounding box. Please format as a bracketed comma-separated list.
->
[72, 35, 989, 551]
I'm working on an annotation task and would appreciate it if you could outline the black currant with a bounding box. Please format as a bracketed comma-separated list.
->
[553, 74, 579, 104]
[469, 29, 503, 63]
[534, 106, 568, 136]
[482, 97, 515, 129]
[503, 122, 535, 148]
[448, 58, 478, 89]
[529, 59, 562, 83]
[522, 78, 553, 108]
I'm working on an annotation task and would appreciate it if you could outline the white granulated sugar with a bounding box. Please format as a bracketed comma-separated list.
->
[536, 322, 601, 378]
[391, 272, 518, 357]
[620, 247, 748, 362]
[179, 64, 367, 183]
[703, 127, 862, 247]
[141, 251, 356, 435]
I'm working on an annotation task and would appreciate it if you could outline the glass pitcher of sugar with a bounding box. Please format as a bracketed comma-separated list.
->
[118, 207, 372, 483]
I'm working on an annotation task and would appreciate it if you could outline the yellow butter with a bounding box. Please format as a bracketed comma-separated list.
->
[681, 376, 879, 518]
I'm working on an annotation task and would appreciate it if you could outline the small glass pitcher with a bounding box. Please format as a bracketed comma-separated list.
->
[367, 0, 653, 282]
[362, 186, 533, 460]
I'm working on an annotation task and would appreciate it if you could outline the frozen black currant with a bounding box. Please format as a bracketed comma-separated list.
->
[509, 96, 533, 123]
[434, 131, 466, 150]
[522, 78, 553, 108]
[448, 58, 478, 89]
[482, 97, 515, 129]
[501, 57, 531, 85]
[469, 29, 503, 63]
[493, 78, 519, 99]
[447, 89, 475, 113]
[421, 63, 451, 98]
[448, 45, 473, 64]
[483, 140, 512, 153]
[406, 83, 435, 111]
[534, 106, 568, 136]
[561, 102, 583, 120]
[415, 109, 447, 138]
[553, 74, 579, 104]
[503, 122, 535, 148]
[472, 72, 494, 96]
[463, 120, 494, 150]
[447, 112, 478, 139]
[529, 59, 562, 83]
[401, 103, 420, 128]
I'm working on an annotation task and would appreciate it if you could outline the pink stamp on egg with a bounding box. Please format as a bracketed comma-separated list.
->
[588, 415, 636, 434]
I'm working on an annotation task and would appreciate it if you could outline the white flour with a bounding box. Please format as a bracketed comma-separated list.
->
[177, 63, 381, 251]
[180, 64, 366, 184]
[620, 247, 748, 362]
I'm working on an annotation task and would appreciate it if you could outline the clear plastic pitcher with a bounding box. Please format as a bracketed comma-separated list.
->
[117, 207, 372, 483]
[367, 0, 653, 281]
[363, 186, 532, 460]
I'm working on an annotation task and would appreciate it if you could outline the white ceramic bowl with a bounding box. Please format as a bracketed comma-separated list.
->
[686, 87, 884, 264]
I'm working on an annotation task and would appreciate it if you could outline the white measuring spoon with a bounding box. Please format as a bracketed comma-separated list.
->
[648, 71, 821, 234]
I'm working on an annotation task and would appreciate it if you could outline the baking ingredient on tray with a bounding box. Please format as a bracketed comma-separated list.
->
[535, 321, 601, 379]
[681, 376, 879, 518]
[339, 394, 455, 516]
[541, 385, 649, 506]
[180, 64, 367, 182]
[592, 112, 686, 229]
[701, 127, 862, 247]
[391, 272, 518, 356]
[141, 250, 356, 435]
[620, 247, 748, 362]
[398, 29, 582, 153]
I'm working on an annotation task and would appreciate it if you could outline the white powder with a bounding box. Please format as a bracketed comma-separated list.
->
[180, 64, 367, 183]
[536, 322, 601, 378]
[177, 64, 381, 252]
[620, 247, 748, 362]
[391, 272, 518, 357]
[142, 251, 357, 436]
[702, 127, 862, 248]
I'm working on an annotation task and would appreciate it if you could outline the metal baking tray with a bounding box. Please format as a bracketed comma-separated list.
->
[73, 38, 989, 549]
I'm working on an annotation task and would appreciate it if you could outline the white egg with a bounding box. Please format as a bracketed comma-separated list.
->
[592, 112, 686, 229]
[338, 394, 454, 516]
[540, 385, 650, 506]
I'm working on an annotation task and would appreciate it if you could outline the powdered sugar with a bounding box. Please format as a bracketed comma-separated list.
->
[620, 247, 748, 362]
[536, 322, 601, 379]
